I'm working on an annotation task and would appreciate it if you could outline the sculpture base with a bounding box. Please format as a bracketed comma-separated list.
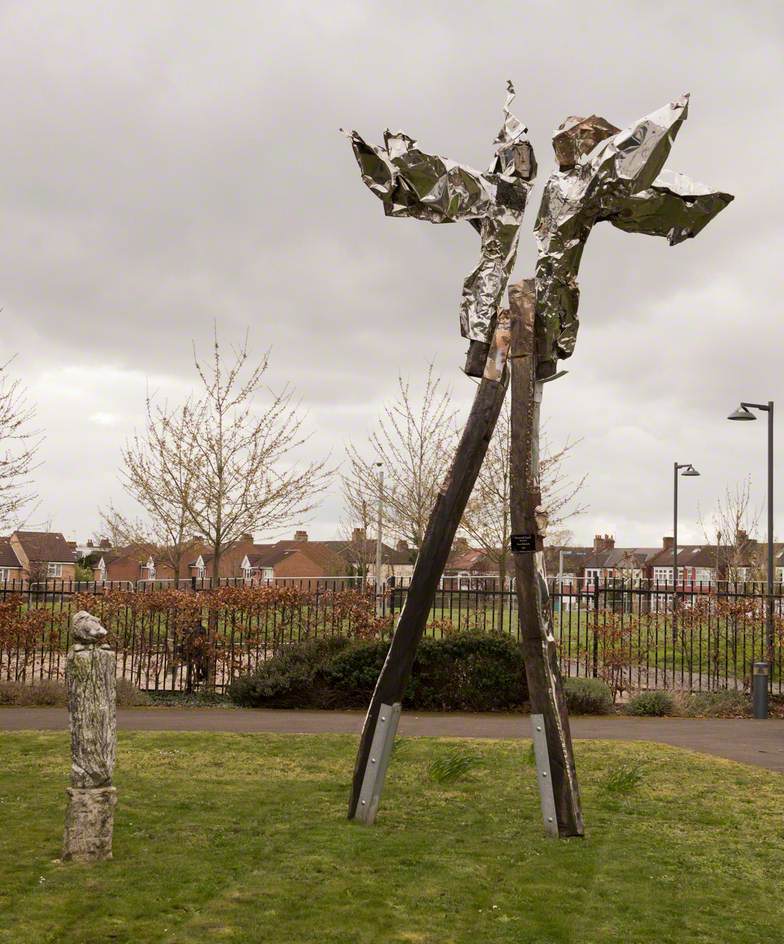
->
[62, 786, 117, 862]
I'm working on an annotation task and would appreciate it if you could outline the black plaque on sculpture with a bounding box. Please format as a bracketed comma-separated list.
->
[511, 533, 537, 553]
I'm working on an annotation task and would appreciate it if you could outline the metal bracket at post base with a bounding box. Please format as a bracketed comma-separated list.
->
[530, 714, 559, 838]
[352, 702, 402, 825]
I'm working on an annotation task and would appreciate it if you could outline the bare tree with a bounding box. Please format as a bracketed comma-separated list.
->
[459, 400, 586, 585]
[700, 477, 764, 581]
[107, 396, 198, 580]
[343, 365, 458, 551]
[338, 496, 375, 581]
[0, 356, 41, 530]
[175, 331, 330, 581]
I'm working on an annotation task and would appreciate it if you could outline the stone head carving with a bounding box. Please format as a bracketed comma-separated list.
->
[72, 610, 108, 645]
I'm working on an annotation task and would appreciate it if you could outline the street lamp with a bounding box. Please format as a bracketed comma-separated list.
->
[374, 462, 384, 603]
[673, 462, 701, 641]
[727, 401, 775, 664]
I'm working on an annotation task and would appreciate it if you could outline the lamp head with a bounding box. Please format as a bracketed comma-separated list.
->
[682, 465, 700, 477]
[728, 405, 756, 421]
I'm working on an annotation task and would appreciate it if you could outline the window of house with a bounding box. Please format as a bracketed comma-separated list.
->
[0, 568, 8, 582]
[653, 567, 672, 584]
[47, 562, 63, 578]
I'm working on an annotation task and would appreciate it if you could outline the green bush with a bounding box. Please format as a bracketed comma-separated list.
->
[0, 680, 67, 706]
[0, 678, 150, 707]
[228, 631, 528, 711]
[116, 678, 151, 707]
[227, 636, 352, 708]
[681, 690, 750, 718]
[563, 677, 613, 715]
[626, 690, 673, 717]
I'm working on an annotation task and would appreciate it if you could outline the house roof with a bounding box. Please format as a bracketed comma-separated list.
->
[647, 542, 784, 569]
[582, 547, 660, 570]
[542, 546, 592, 574]
[0, 538, 22, 569]
[320, 539, 412, 566]
[246, 546, 295, 568]
[13, 531, 76, 563]
[446, 548, 492, 572]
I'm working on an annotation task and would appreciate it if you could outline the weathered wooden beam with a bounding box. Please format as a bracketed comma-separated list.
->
[349, 317, 511, 823]
[508, 280, 584, 838]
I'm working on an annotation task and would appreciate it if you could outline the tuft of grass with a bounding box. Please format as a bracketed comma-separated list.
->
[601, 761, 646, 795]
[427, 747, 482, 784]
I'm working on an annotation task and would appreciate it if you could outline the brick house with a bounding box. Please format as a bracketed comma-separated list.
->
[238, 531, 415, 583]
[0, 531, 77, 585]
[581, 534, 661, 584]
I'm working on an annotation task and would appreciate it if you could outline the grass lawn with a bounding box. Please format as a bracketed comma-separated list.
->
[1, 732, 782, 944]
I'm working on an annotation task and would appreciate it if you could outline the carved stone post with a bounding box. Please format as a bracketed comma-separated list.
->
[62, 610, 117, 862]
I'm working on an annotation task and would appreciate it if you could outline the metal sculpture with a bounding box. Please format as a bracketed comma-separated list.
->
[344, 81, 535, 376]
[343, 87, 732, 834]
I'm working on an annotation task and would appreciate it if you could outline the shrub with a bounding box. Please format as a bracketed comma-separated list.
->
[681, 690, 750, 718]
[116, 678, 151, 707]
[563, 677, 613, 715]
[227, 636, 352, 708]
[0, 678, 150, 707]
[0, 680, 67, 706]
[626, 690, 673, 717]
[406, 632, 527, 711]
[228, 631, 528, 711]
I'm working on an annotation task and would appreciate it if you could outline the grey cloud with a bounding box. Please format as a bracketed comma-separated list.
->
[0, 0, 780, 544]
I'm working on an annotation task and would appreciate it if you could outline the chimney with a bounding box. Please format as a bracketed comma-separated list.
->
[593, 533, 615, 552]
[294, 530, 308, 542]
[240, 533, 254, 544]
[452, 536, 469, 554]
[396, 539, 409, 553]
[662, 536, 674, 550]
[352, 527, 366, 543]
[736, 529, 749, 545]
[99, 538, 111, 549]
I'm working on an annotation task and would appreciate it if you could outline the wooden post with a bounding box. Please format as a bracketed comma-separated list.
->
[348, 314, 511, 823]
[62, 611, 117, 862]
[508, 280, 584, 838]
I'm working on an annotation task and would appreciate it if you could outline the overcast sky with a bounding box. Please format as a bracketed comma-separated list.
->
[1, 0, 781, 550]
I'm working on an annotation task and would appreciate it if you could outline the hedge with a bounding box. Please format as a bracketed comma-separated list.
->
[228, 631, 529, 711]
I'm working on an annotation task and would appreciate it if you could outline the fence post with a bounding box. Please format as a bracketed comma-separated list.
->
[592, 575, 600, 678]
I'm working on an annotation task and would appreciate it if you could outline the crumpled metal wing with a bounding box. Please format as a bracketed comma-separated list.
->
[344, 127, 495, 223]
[533, 94, 732, 376]
[344, 86, 535, 348]
[609, 169, 734, 245]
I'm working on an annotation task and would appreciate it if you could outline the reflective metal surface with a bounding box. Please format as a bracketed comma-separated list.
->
[343, 82, 536, 346]
[534, 94, 734, 377]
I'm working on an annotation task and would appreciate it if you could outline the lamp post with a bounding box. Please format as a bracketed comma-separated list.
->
[727, 401, 775, 664]
[374, 462, 384, 604]
[673, 462, 701, 641]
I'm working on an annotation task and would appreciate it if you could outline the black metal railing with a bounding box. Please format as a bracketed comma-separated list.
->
[1, 577, 781, 694]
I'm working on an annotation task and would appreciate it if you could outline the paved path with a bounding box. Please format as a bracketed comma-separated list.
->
[2, 707, 783, 772]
